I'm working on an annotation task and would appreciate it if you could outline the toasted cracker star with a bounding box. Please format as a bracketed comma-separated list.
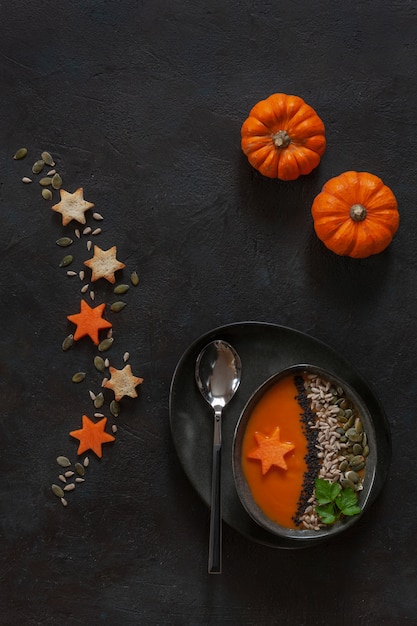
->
[103, 364, 143, 401]
[69, 415, 115, 458]
[247, 426, 295, 474]
[51, 188, 94, 226]
[84, 245, 126, 284]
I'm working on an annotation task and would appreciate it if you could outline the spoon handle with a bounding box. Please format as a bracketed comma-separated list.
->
[208, 407, 222, 574]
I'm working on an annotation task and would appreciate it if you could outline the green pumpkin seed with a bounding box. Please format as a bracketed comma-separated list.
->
[41, 151, 55, 166]
[39, 176, 52, 186]
[363, 444, 369, 457]
[338, 459, 348, 472]
[94, 392, 104, 409]
[346, 470, 360, 484]
[98, 337, 114, 352]
[110, 400, 120, 417]
[355, 418, 363, 434]
[52, 173, 62, 189]
[57, 455, 71, 467]
[32, 159, 45, 174]
[56, 237, 73, 247]
[130, 271, 139, 286]
[94, 355, 106, 372]
[62, 334, 74, 351]
[340, 478, 355, 490]
[52, 484, 65, 498]
[75, 462, 85, 476]
[110, 301, 127, 313]
[13, 147, 28, 160]
[114, 284, 130, 295]
[59, 254, 73, 267]
[42, 188, 53, 200]
[72, 372, 86, 383]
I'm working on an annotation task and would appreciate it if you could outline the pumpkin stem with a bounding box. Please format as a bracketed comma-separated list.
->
[350, 204, 367, 222]
[272, 130, 291, 149]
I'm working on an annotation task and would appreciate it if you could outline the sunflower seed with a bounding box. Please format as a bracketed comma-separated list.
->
[72, 372, 86, 383]
[104, 358, 109, 368]
[94, 412, 104, 418]
[41, 151, 54, 166]
[57, 456, 71, 467]
[51, 173, 62, 189]
[114, 284, 129, 295]
[101, 377, 109, 387]
[58, 474, 67, 483]
[110, 301, 127, 312]
[94, 355, 106, 372]
[130, 271, 139, 286]
[47, 169, 56, 176]
[13, 147, 28, 160]
[93, 212, 103, 220]
[112, 424, 117, 433]
[83, 226, 92, 235]
[98, 337, 113, 352]
[42, 189, 53, 200]
[63, 483, 75, 492]
[87, 240, 92, 251]
[92, 228, 102, 236]
[61, 497, 68, 507]
[56, 237, 73, 247]
[32, 160, 45, 174]
[123, 351, 129, 362]
[75, 462, 85, 476]
[81, 284, 89, 293]
[110, 400, 120, 417]
[64, 471, 74, 478]
[39, 176, 52, 186]
[106, 328, 113, 338]
[62, 334, 74, 351]
[90, 290, 95, 301]
[94, 392, 104, 409]
[75, 477, 85, 483]
[59, 255, 73, 267]
[83, 457, 89, 467]
[66, 270, 77, 276]
[22, 177, 32, 183]
[52, 484, 65, 498]
[79, 270, 85, 281]
[75, 228, 81, 239]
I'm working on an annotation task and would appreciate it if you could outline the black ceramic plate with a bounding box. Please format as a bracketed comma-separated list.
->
[169, 322, 391, 549]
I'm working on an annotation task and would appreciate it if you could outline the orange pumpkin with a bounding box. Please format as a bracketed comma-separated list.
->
[311, 171, 399, 258]
[241, 93, 326, 181]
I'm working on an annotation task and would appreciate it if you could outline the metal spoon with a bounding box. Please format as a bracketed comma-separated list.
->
[195, 339, 242, 574]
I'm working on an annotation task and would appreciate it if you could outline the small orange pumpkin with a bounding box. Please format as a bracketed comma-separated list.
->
[241, 93, 326, 181]
[311, 171, 399, 258]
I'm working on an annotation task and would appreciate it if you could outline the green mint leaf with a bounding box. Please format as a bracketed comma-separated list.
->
[335, 488, 362, 516]
[315, 503, 336, 525]
[315, 478, 341, 505]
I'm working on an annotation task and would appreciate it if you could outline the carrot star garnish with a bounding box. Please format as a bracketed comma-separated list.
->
[84, 245, 126, 284]
[51, 187, 94, 226]
[247, 426, 295, 474]
[67, 299, 112, 345]
[103, 364, 143, 401]
[69, 415, 115, 458]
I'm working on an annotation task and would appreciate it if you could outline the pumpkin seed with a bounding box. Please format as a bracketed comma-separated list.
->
[338, 459, 348, 472]
[113, 284, 129, 295]
[363, 444, 369, 457]
[62, 333, 74, 351]
[42, 189, 53, 200]
[59, 255, 73, 267]
[13, 147, 28, 160]
[75, 462, 85, 476]
[346, 428, 362, 443]
[340, 478, 355, 490]
[56, 237, 73, 247]
[355, 418, 363, 434]
[52, 484, 65, 498]
[94, 355, 106, 372]
[352, 443, 363, 455]
[22, 177, 32, 183]
[346, 470, 360, 484]
[57, 456, 71, 467]
[98, 337, 114, 352]
[32, 159, 45, 174]
[130, 271, 139, 286]
[94, 392, 104, 409]
[72, 372, 86, 383]
[110, 301, 127, 312]
[41, 151, 55, 166]
[39, 176, 52, 186]
[51, 173, 62, 189]
[110, 400, 120, 417]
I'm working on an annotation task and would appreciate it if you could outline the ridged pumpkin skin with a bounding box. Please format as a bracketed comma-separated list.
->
[241, 93, 326, 181]
[311, 171, 399, 258]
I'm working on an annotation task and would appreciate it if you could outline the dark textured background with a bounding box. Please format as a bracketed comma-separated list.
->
[1, 1, 416, 624]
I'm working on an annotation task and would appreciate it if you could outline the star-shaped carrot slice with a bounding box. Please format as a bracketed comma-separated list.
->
[69, 415, 115, 458]
[84, 245, 126, 284]
[67, 299, 112, 345]
[103, 364, 143, 401]
[51, 188, 94, 226]
[247, 426, 295, 474]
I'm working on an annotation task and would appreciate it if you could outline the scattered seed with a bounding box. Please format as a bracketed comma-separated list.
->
[32, 159, 45, 174]
[47, 169, 56, 176]
[64, 471, 74, 478]
[66, 270, 77, 276]
[94, 355, 106, 372]
[79, 270, 85, 281]
[101, 377, 109, 387]
[72, 372, 86, 383]
[64, 483, 76, 492]
[90, 290, 95, 301]
[110, 400, 120, 417]
[123, 351, 130, 362]
[130, 271, 139, 286]
[104, 358, 110, 368]
[75, 462, 85, 477]
[89, 390, 96, 401]
[92, 228, 102, 236]
[42, 189, 53, 200]
[92, 212, 103, 220]
[56, 237, 73, 247]
[57, 456, 71, 467]
[94, 392, 104, 409]
[83, 457, 89, 467]
[75, 228, 81, 239]
[110, 301, 127, 312]
[59, 254, 74, 267]
[114, 284, 129, 295]
[61, 497, 68, 507]
[51, 173, 62, 189]
[112, 424, 117, 433]
[62, 334, 74, 351]
[22, 177, 32, 183]
[39, 176, 52, 186]
[52, 484, 65, 498]
[98, 337, 113, 352]
[75, 477, 85, 483]
[41, 151, 55, 166]
[81, 284, 89, 293]
[83, 226, 92, 235]
[87, 240, 92, 251]
[94, 412, 104, 418]
[58, 474, 67, 483]
[14, 147, 28, 160]
[106, 328, 113, 338]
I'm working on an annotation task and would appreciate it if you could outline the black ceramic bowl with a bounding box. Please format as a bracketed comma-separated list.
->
[232, 364, 389, 546]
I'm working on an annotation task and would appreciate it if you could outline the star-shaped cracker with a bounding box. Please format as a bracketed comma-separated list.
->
[52, 188, 94, 226]
[247, 426, 295, 474]
[69, 415, 115, 458]
[67, 299, 112, 345]
[103, 364, 143, 401]
[84, 245, 126, 284]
